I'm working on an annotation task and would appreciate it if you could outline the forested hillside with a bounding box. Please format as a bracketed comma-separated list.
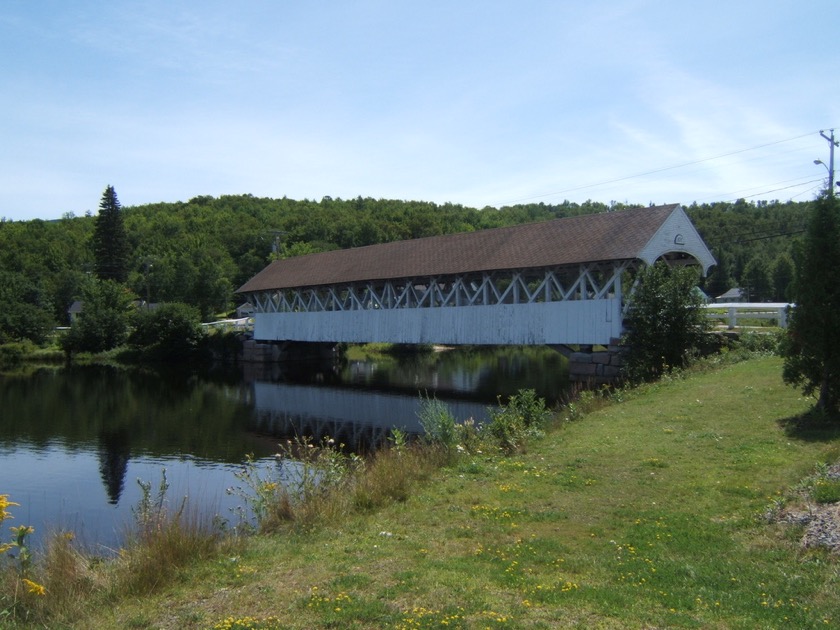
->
[0, 194, 809, 344]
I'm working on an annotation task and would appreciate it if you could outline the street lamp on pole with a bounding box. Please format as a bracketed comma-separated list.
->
[814, 159, 840, 195]
[816, 129, 839, 196]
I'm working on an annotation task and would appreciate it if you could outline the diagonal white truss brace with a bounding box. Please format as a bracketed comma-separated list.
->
[247, 262, 635, 314]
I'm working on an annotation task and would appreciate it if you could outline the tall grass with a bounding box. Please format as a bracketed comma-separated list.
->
[230, 433, 450, 534]
[114, 471, 224, 595]
[0, 475, 224, 626]
[36, 532, 98, 621]
[351, 444, 445, 512]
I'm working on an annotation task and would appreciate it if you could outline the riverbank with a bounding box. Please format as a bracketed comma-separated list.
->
[11, 356, 840, 628]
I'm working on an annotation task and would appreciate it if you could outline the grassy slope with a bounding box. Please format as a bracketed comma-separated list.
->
[84, 357, 838, 629]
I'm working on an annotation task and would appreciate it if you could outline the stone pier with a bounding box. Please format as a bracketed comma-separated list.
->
[566, 338, 626, 386]
[239, 339, 339, 363]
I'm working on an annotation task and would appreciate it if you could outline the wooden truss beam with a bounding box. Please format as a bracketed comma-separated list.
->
[245, 262, 636, 315]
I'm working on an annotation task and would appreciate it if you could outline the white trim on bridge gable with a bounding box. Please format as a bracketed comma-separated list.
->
[638, 206, 715, 274]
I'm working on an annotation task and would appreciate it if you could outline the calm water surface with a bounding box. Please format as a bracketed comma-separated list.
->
[0, 347, 568, 552]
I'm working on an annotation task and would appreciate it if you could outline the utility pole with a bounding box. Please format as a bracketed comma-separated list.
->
[817, 129, 839, 196]
[267, 230, 287, 256]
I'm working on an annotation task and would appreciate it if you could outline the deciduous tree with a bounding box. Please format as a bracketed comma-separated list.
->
[622, 262, 709, 382]
[60, 278, 134, 355]
[128, 302, 206, 362]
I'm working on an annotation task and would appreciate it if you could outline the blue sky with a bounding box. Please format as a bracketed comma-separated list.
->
[1, 0, 838, 221]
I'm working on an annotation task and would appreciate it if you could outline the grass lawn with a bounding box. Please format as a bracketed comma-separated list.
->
[67, 357, 840, 628]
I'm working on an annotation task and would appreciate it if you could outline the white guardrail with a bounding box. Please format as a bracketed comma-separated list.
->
[201, 317, 254, 331]
[701, 303, 792, 329]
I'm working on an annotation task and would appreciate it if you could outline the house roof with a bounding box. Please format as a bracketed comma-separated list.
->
[716, 287, 744, 300]
[237, 204, 713, 293]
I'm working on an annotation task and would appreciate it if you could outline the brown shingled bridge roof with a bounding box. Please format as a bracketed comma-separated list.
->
[237, 204, 680, 293]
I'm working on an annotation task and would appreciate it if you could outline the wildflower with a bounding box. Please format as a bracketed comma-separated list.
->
[22, 578, 46, 596]
[0, 494, 20, 513]
[0, 494, 20, 525]
[11, 525, 34, 537]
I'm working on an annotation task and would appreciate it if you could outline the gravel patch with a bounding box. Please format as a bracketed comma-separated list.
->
[769, 463, 840, 554]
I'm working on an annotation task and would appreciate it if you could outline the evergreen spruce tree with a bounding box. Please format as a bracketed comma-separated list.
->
[92, 185, 129, 283]
[771, 252, 795, 302]
[742, 255, 773, 301]
[781, 193, 840, 415]
[703, 248, 735, 299]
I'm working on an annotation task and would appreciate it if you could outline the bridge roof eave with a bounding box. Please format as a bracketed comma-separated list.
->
[236, 204, 715, 294]
[636, 206, 716, 275]
[237, 258, 644, 296]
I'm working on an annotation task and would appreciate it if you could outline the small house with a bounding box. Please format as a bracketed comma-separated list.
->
[715, 288, 744, 303]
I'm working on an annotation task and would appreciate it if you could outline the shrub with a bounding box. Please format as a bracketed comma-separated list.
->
[0, 302, 55, 346]
[486, 389, 551, 454]
[0, 341, 29, 368]
[455, 418, 483, 454]
[733, 330, 782, 355]
[812, 478, 840, 504]
[128, 302, 207, 362]
[801, 462, 840, 505]
[416, 394, 458, 449]
[60, 279, 134, 355]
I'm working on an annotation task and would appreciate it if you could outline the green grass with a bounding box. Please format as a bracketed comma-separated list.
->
[8, 356, 840, 628]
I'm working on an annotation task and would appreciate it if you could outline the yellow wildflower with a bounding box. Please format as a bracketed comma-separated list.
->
[22, 578, 46, 596]
[0, 494, 20, 520]
[11, 525, 34, 537]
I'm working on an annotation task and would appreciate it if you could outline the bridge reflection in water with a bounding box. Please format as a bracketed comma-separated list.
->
[249, 381, 489, 452]
[0, 349, 565, 551]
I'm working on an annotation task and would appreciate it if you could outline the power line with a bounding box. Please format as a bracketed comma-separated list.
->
[734, 229, 806, 244]
[496, 130, 823, 206]
[719, 178, 824, 203]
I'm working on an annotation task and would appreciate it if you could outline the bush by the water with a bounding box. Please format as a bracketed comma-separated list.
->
[128, 302, 206, 361]
[486, 389, 551, 453]
[416, 389, 552, 455]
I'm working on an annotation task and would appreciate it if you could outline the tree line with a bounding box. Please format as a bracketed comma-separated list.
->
[0, 189, 810, 346]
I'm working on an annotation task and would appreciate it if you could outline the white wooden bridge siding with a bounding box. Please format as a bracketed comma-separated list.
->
[254, 297, 622, 346]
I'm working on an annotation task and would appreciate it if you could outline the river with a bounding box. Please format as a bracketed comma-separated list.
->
[0, 346, 568, 552]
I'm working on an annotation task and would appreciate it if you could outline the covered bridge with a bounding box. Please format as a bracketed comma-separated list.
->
[236, 204, 715, 350]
